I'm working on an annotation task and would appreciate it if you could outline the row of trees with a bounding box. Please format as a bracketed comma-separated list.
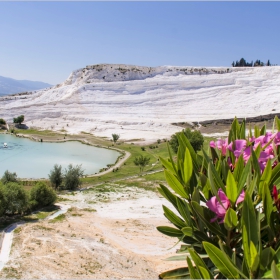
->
[0, 171, 56, 217]
[0, 115, 24, 127]
[49, 164, 84, 190]
[232, 58, 273, 67]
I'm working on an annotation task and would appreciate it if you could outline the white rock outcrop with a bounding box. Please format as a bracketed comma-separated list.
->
[1, 64, 279, 142]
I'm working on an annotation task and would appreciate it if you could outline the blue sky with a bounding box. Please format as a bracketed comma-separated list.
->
[0, 2, 279, 84]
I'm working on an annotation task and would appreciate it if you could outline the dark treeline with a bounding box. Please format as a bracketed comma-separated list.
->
[232, 58, 277, 67]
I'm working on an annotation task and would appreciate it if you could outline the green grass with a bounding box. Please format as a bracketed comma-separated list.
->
[49, 213, 66, 223]
[81, 141, 172, 185]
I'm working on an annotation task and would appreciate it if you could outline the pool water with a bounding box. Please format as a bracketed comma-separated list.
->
[0, 134, 120, 179]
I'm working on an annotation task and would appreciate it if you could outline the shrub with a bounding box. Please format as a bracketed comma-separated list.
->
[1, 170, 18, 184]
[0, 118, 6, 125]
[63, 164, 84, 190]
[30, 182, 57, 209]
[141, 146, 146, 151]
[157, 117, 280, 279]
[3, 182, 28, 215]
[49, 164, 63, 190]
[157, 139, 161, 144]
[169, 128, 204, 153]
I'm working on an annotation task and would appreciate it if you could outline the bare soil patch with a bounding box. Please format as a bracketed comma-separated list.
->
[0, 185, 183, 279]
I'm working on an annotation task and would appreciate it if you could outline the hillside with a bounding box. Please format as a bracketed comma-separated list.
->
[0, 76, 52, 96]
[0, 64, 279, 142]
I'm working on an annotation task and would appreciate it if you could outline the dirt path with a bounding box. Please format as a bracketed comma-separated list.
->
[0, 204, 71, 272]
[0, 185, 185, 279]
[87, 150, 131, 177]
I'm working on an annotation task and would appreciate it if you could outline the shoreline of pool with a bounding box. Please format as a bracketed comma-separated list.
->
[0, 131, 129, 180]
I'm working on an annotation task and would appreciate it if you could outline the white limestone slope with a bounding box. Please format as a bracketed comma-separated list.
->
[1, 64, 280, 142]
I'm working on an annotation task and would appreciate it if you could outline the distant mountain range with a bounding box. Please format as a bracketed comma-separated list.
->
[0, 75, 52, 96]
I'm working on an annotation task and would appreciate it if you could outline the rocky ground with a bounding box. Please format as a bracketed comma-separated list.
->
[0, 184, 185, 279]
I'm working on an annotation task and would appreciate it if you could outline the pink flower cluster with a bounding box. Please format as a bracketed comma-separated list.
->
[210, 132, 280, 172]
[206, 189, 245, 223]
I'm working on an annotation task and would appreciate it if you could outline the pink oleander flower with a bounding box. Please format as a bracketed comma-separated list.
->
[227, 139, 247, 158]
[206, 189, 245, 223]
[210, 139, 228, 156]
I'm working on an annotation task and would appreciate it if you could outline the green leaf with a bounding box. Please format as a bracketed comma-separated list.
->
[233, 154, 244, 182]
[237, 160, 251, 197]
[167, 142, 177, 174]
[226, 171, 238, 205]
[260, 124, 267, 136]
[163, 205, 187, 229]
[186, 256, 201, 279]
[176, 197, 191, 225]
[178, 133, 200, 174]
[242, 225, 250, 270]
[188, 248, 213, 279]
[198, 266, 211, 279]
[181, 227, 193, 237]
[254, 142, 261, 158]
[158, 184, 178, 210]
[260, 159, 272, 194]
[164, 170, 189, 199]
[260, 247, 276, 270]
[159, 267, 190, 279]
[242, 192, 258, 247]
[240, 119, 246, 139]
[199, 172, 211, 200]
[249, 241, 260, 273]
[262, 182, 274, 230]
[251, 148, 261, 179]
[191, 202, 225, 237]
[275, 246, 280, 263]
[208, 161, 226, 194]
[224, 208, 238, 231]
[160, 156, 177, 175]
[247, 173, 258, 197]
[269, 162, 280, 189]
[203, 242, 241, 279]
[254, 125, 260, 138]
[184, 148, 193, 184]
[275, 116, 280, 131]
[272, 261, 280, 279]
[157, 226, 183, 237]
[192, 187, 200, 204]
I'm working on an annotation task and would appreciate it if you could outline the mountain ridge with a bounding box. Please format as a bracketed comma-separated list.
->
[0, 75, 52, 96]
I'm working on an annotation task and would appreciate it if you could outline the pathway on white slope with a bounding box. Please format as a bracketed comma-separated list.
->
[0, 203, 70, 271]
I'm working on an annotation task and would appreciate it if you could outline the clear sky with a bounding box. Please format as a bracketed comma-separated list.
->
[0, 1, 279, 85]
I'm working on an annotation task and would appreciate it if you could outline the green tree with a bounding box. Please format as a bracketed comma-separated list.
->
[63, 164, 84, 190]
[0, 183, 7, 217]
[1, 170, 18, 184]
[169, 128, 204, 154]
[30, 182, 56, 209]
[0, 118, 6, 125]
[112, 133, 120, 143]
[133, 155, 150, 173]
[49, 164, 63, 190]
[3, 182, 28, 215]
[13, 115, 24, 125]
